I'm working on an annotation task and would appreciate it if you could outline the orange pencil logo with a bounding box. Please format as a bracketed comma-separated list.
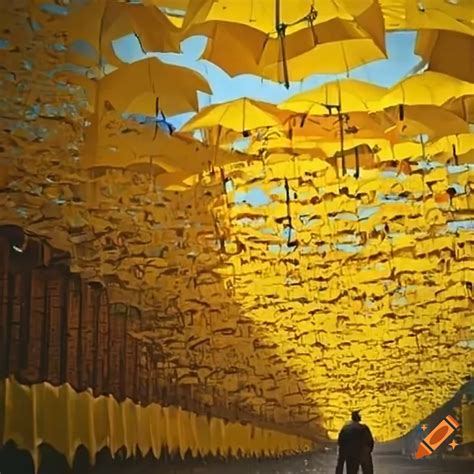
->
[415, 415, 460, 459]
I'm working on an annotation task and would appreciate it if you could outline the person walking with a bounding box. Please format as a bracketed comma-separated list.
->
[335, 410, 374, 474]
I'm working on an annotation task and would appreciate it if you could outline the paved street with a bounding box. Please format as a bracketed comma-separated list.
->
[2, 443, 473, 474]
[88, 453, 473, 474]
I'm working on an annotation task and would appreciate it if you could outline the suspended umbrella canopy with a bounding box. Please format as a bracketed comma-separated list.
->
[180, 98, 287, 134]
[280, 79, 387, 115]
[183, 0, 386, 86]
[383, 105, 470, 141]
[426, 133, 474, 164]
[183, 0, 319, 33]
[51, 0, 181, 68]
[146, 0, 190, 8]
[248, 133, 387, 155]
[282, 112, 392, 141]
[260, 34, 386, 81]
[81, 111, 242, 171]
[428, 133, 474, 155]
[415, 30, 474, 83]
[444, 96, 474, 124]
[380, 0, 473, 32]
[380, 0, 473, 82]
[193, 16, 386, 83]
[98, 57, 212, 117]
[376, 71, 474, 109]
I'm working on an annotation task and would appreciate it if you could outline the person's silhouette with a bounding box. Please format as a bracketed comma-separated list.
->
[335, 410, 374, 474]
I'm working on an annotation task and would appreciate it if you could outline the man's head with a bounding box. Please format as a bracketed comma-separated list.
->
[351, 410, 361, 422]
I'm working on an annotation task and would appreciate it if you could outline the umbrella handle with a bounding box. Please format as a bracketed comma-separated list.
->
[153, 96, 160, 140]
[452, 144, 458, 166]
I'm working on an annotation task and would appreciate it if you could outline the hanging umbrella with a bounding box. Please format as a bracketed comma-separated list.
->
[81, 111, 243, 171]
[146, 0, 189, 9]
[444, 96, 474, 123]
[383, 105, 470, 141]
[283, 113, 392, 140]
[183, 0, 386, 87]
[279, 79, 388, 175]
[280, 79, 387, 115]
[426, 134, 474, 164]
[182, 0, 319, 34]
[51, 0, 182, 68]
[376, 72, 474, 110]
[415, 30, 474, 83]
[380, 0, 473, 33]
[98, 57, 212, 117]
[180, 98, 287, 134]
[380, 0, 473, 82]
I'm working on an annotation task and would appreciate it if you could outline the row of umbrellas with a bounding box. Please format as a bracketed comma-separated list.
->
[55, 0, 473, 89]
[178, 72, 473, 151]
[46, 0, 473, 180]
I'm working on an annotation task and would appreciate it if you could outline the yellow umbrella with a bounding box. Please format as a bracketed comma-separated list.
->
[381, 0, 473, 33]
[191, 20, 386, 84]
[279, 80, 388, 174]
[183, 0, 385, 86]
[146, 0, 189, 9]
[81, 111, 244, 171]
[415, 30, 474, 83]
[51, 0, 181, 68]
[376, 72, 474, 110]
[426, 133, 474, 164]
[280, 79, 387, 115]
[381, 1, 473, 82]
[444, 96, 474, 123]
[98, 57, 212, 117]
[183, 0, 319, 34]
[180, 98, 286, 134]
[383, 105, 470, 141]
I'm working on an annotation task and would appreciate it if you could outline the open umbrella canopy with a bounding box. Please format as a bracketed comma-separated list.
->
[376, 71, 474, 109]
[193, 17, 386, 82]
[183, 0, 317, 33]
[183, 0, 381, 32]
[184, 0, 386, 84]
[384, 105, 470, 141]
[180, 98, 287, 134]
[98, 57, 212, 117]
[280, 79, 387, 115]
[380, 0, 473, 33]
[50, 0, 182, 68]
[415, 29, 474, 83]
[381, 0, 474, 83]
[81, 111, 243, 172]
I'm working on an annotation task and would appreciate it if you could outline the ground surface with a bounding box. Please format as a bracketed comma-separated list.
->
[1, 445, 473, 474]
[90, 453, 473, 474]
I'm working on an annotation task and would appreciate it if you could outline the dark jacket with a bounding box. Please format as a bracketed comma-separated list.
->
[338, 421, 374, 460]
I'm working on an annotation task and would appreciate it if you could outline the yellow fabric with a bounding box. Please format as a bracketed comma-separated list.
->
[97, 57, 211, 117]
[281, 79, 387, 114]
[383, 105, 469, 141]
[180, 98, 284, 133]
[51, 0, 181, 68]
[415, 30, 474, 83]
[3, 0, 474, 452]
[377, 71, 474, 109]
[183, 0, 375, 33]
[183, 0, 386, 80]
[0, 377, 313, 471]
[81, 113, 243, 172]
[380, 0, 474, 34]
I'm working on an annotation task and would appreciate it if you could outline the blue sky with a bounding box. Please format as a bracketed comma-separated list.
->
[114, 31, 422, 129]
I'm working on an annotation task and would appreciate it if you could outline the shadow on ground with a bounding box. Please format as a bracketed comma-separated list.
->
[1, 442, 472, 474]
